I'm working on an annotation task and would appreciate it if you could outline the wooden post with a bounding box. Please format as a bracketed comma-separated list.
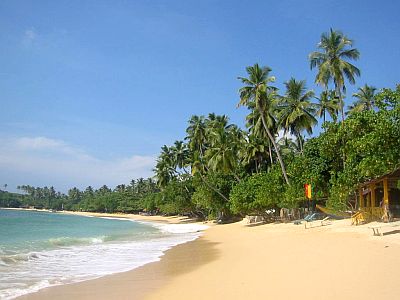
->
[370, 183, 377, 218]
[359, 188, 363, 209]
[383, 178, 390, 222]
[371, 183, 376, 207]
[383, 178, 389, 205]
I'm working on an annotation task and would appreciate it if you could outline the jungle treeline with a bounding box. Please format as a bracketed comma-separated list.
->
[2, 29, 400, 220]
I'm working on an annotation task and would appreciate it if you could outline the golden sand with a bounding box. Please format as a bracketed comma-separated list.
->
[18, 213, 400, 300]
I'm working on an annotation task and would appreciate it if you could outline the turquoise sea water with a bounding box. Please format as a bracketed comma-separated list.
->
[0, 209, 207, 299]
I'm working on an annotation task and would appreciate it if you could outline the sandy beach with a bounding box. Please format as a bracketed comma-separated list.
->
[18, 213, 400, 300]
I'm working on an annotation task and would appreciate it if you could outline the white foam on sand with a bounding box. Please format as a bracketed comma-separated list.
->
[0, 221, 207, 300]
[144, 222, 209, 234]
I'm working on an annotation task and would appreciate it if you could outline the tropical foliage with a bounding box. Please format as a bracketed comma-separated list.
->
[2, 30, 399, 221]
[348, 84, 377, 114]
[309, 28, 360, 121]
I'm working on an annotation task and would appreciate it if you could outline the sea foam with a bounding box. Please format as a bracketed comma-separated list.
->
[0, 219, 207, 300]
[147, 222, 209, 234]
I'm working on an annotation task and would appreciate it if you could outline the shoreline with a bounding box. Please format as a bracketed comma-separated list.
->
[0, 207, 200, 224]
[11, 209, 210, 300]
[14, 214, 400, 299]
[18, 236, 216, 300]
[59, 210, 203, 224]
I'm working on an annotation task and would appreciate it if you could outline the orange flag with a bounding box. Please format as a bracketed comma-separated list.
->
[304, 184, 312, 199]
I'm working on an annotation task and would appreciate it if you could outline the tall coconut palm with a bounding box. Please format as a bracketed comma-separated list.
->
[246, 103, 268, 139]
[238, 64, 290, 185]
[154, 145, 175, 188]
[188, 114, 240, 201]
[245, 99, 278, 165]
[190, 138, 231, 203]
[205, 113, 232, 133]
[240, 134, 269, 173]
[278, 78, 317, 153]
[170, 140, 190, 174]
[204, 114, 241, 178]
[348, 84, 377, 114]
[154, 159, 174, 188]
[278, 136, 301, 156]
[186, 115, 207, 156]
[315, 90, 340, 123]
[205, 125, 241, 182]
[309, 29, 360, 122]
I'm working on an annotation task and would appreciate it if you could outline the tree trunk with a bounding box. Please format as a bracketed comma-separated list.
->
[336, 86, 346, 167]
[268, 143, 273, 165]
[233, 172, 241, 183]
[259, 110, 290, 185]
[199, 173, 230, 203]
[336, 86, 345, 123]
[296, 132, 304, 154]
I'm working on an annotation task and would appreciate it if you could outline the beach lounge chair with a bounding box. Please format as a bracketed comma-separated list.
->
[368, 222, 400, 236]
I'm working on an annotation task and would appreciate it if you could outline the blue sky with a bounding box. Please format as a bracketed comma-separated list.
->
[1, 0, 399, 192]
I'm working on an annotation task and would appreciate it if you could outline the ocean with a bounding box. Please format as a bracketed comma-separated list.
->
[0, 209, 207, 299]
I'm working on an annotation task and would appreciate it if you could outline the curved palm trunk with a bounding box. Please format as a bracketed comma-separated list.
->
[296, 132, 304, 154]
[336, 87, 345, 123]
[335, 86, 347, 168]
[322, 110, 327, 132]
[233, 172, 241, 183]
[259, 110, 290, 185]
[198, 172, 229, 203]
[255, 159, 259, 174]
[268, 143, 273, 165]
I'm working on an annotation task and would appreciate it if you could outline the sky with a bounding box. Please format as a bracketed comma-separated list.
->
[0, 0, 399, 192]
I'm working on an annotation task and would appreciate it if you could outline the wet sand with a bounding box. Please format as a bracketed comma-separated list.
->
[19, 237, 218, 300]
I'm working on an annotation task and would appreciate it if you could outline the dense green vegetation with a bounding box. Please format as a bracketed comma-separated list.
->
[1, 29, 399, 220]
[0, 179, 160, 213]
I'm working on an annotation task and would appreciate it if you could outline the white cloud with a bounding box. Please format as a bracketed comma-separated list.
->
[22, 28, 38, 46]
[14, 136, 93, 160]
[0, 136, 156, 192]
[16, 136, 64, 149]
[25, 28, 37, 40]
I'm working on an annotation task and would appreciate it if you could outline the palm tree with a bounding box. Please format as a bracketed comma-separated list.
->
[309, 29, 360, 122]
[191, 142, 231, 203]
[154, 159, 173, 188]
[240, 134, 269, 173]
[205, 113, 233, 134]
[315, 90, 340, 123]
[246, 103, 268, 139]
[186, 115, 207, 157]
[186, 113, 233, 174]
[348, 84, 377, 114]
[170, 140, 190, 174]
[246, 98, 278, 165]
[205, 124, 242, 182]
[278, 78, 317, 153]
[238, 64, 290, 185]
[278, 136, 301, 156]
[187, 114, 238, 202]
[154, 145, 175, 188]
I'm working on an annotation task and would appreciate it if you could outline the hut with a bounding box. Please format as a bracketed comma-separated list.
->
[354, 168, 400, 224]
